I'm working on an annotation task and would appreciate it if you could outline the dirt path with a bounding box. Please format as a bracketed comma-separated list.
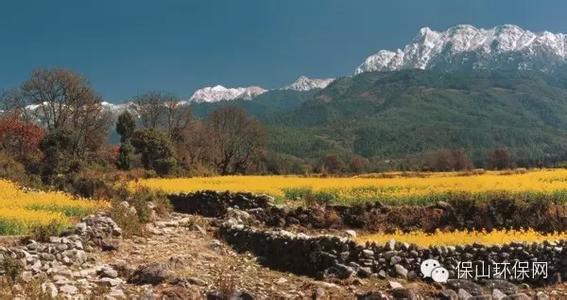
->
[98, 213, 397, 298]
[95, 213, 566, 299]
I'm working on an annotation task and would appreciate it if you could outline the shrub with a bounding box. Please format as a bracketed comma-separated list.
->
[130, 129, 177, 175]
[1, 255, 23, 284]
[109, 198, 145, 238]
[31, 221, 63, 242]
[109, 186, 171, 237]
[0, 152, 41, 188]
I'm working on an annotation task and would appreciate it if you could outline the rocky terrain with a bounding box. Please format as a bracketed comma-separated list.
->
[1, 193, 566, 299]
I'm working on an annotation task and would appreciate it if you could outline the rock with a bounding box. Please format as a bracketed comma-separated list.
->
[390, 256, 402, 265]
[439, 289, 458, 300]
[357, 267, 372, 278]
[447, 279, 483, 296]
[101, 239, 120, 251]
[535, 291, 549, 300]
[361, 249, 374, 258]
[505, 293, 531, 300]
[407, 270, 418, 281]
[99, 277, 122, 287]
[492, 289, 507, 300]
[98, 267, 118, 278]
[206, 290, 253, 300]
[21, 271, 32, 282]
[75, 222, 87, 233]
[108, 288, 125, 298]
[394, 264, 408, 279]
[49, 237, 63, 244]
[357, 291, 389, 300]
[313, 281, 341, 289]
[391, 288, 417, 300]
[129, 263, 170, 285]
[324, 263, 354, 279]
[549, 272, 562, 284]
[387, 239, 396, 251]
[185, 276, 207, 286]
[73, 240, 84, 250]
[470, 295, 491, 300]
[458, 289, 472, 300]
[345, 230, 357, 238]
[436, 201, 452, 210]
[312, 287, 326, 299]
[194, 224, 207, 236]
[41, 282, 58, 298]
[59, 284, 78, 295]
[388, 281, 403, 289]
[209, 240, 223, 250]
[485, 280, 518, 295]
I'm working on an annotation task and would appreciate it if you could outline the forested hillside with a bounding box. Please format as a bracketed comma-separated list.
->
[192, 69, 567, 170]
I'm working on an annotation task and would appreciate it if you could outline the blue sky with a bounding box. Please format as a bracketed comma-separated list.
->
[1, 0, 566, 102]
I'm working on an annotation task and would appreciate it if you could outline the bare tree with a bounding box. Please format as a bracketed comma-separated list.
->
[13, 68, 110, 156]
[163, 99, 191, 138]
[131, 91, 191, 138]
[176, 120, 213, 169]
[208, 107, 266, 174]
[131, 91, 168, 130]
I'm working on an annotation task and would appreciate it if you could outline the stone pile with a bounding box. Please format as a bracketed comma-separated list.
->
[0, 214, 125, 298]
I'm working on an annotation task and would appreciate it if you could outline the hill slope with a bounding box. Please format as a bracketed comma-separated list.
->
[260, 69, 567, 167]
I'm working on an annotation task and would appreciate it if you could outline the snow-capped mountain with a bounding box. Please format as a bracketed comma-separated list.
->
[101, 101, 129, 113]
[283, 76, 335, 91]
[189, 85, 267, 103]
[355, 24, 567, 74]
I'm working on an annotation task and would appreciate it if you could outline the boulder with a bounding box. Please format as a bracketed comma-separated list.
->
[129, 263, 171, 285]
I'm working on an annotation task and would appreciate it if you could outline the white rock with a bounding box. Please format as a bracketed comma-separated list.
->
[59, 284, 78, 295]
[344, 230, 357, 238]
[41, 282, 58, 298]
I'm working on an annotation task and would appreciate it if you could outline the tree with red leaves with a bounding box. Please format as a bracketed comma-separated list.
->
[0, 112, 44, 162]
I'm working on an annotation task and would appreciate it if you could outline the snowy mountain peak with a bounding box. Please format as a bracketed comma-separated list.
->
[284, 76, 335, 91]
[355, 24, 567, 74]
[190, 85, 267, 103]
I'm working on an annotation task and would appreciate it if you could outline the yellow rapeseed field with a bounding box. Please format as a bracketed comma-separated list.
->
[357, 229, 567, 247]
[135, 169, 567, 204]
[0, 180, 107, 235]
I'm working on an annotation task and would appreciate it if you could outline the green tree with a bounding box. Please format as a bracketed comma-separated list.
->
[116, 111, 136, 143]
[116, 111, 136, 170]
[39, 129, 79, 183]
[116, 142, 134, 171]
[130, 129, 177, 175]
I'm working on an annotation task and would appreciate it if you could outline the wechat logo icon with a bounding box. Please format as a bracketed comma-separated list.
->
[421, 259, 449, 283]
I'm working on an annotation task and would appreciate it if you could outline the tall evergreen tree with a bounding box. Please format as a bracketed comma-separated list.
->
[116, 111, 136, 170]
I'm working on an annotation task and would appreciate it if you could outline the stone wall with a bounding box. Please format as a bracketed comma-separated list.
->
[168, 191, 273, 218]
[168, 191, 567, 232]
[219, 218, 566, 286]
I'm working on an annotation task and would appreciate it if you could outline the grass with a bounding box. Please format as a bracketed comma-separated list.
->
[135, 169, 567, 205]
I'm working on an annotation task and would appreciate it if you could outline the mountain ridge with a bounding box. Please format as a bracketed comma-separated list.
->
[355, 24, 567, 74]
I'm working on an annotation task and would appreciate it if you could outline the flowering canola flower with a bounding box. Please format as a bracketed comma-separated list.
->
[357, 229, 567, 247]
[0, 180, 107, 235]
[136, 169, 567, 204]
